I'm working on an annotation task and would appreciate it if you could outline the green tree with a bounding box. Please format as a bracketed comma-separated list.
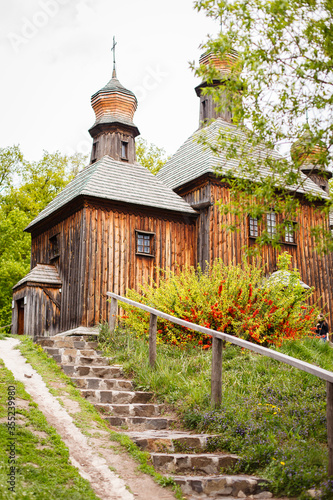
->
[0, 148, 87, 328]
[136, 138, 169, 174]
[193, 0, 333, 252]
[0, 145, 23, 194]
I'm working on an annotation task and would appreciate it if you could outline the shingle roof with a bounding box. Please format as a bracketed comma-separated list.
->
[91, 77, 137, 101]
[26, 156, 196, 230]
[13, 264, 62, 290]
[157, 118, 329, 199]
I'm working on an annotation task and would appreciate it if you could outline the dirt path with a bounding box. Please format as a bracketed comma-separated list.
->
[0, 338, 176, 500]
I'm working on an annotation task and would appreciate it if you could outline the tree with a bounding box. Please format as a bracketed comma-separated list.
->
[0, 148, 87, 328]
[136, 138, 169, 175]
[0, 145, 23, 194]
[193, 0, 333, 252]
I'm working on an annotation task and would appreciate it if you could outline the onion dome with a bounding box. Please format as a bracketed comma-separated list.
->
[195, 49, 241, 127]
[291, 131, 331, 192]
[291, 132, 328, 165]
[88, 58, 140, 164]
[89, 75, 139, 137]
[197, 49, 239, 82]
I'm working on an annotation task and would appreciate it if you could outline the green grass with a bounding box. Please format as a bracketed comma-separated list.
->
[16, 336, 185, 500]
[0, 359, 99, 500]
[98, 323, 333, 499]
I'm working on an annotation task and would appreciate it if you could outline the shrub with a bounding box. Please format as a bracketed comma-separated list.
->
[120, 253, 319, 347]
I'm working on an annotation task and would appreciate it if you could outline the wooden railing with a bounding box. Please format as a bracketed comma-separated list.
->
[0, 323, 12, 331]
[107, 291, 333, 475]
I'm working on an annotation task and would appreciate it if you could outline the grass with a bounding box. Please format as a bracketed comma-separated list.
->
[98, 322, 333, 499]
[16, 336, 185, 500]
[0, 359, 99, 500]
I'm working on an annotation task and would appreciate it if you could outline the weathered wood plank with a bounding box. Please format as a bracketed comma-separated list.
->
[327, 381, 333, 476]
[211, 336, 223, 407]
[149, 313, 157, 368]
[109, 297, 118, 333]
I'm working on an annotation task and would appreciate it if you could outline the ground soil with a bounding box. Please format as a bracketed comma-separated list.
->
[0, 338, 176, 500]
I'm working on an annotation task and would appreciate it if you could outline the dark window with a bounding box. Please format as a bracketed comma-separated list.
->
[50, 234, 60, 259]
[267, 211, 277, 236]
[136, 232, 154, 255]
[121, 141, 128, 160]
[249, 216, 258, 237]
[202, 99, 208, 122]
[91, 141, 98, 163]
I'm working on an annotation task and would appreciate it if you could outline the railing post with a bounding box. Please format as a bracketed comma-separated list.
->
[211, 336, 223, 407]
[327, 381, 333, 476]
[109, 297, 118, 334]
[149, 313, 157, 368]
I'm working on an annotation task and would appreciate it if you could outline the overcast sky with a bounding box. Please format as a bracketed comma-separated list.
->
[1, 0, 217, 162]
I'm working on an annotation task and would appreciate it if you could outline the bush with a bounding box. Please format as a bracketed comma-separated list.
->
[120, 253, 319, 347]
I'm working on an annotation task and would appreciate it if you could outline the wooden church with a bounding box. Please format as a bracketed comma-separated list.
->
[11, 49, 333, 337]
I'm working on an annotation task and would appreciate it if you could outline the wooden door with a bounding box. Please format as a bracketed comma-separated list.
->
[17, 299, 25, 335]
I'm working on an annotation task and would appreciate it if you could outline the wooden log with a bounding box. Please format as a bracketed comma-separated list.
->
[149, 313, 157, 368]
[327, 381, 333, 476]
[211, 336, 223, 407]
[109, 297, 118, 334]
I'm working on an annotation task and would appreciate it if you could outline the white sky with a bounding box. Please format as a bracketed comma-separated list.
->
[0, 0, 217, 162]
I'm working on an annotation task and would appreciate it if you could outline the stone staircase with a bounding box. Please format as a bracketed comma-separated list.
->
[36, 334, 277, 500]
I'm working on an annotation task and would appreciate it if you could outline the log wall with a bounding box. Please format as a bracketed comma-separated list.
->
[181, 178, 333, 327]
[82, 204, 197, 326]
[12, 285, 61, 336]
[30, 202, 197, 332]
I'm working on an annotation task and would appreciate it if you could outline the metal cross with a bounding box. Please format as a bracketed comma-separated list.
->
[111, 36, 117, 78]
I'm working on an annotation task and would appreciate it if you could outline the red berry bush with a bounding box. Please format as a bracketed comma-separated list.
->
[121, 254, 319, 348]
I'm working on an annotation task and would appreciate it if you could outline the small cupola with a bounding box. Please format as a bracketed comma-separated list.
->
[89, 38, 140, 164]
[291, 131, 332, 194]
[195, 49, 241, 127]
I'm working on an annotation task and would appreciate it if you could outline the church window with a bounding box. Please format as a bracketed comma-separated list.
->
[49, 234, 60, 259]
[136, 231, 154, 256]
[249, 217, 258, 238]
[202, 99, 208, 122]
[267, 211, 277, 236]
[121, 141, 128, 160]
[284, 222, 296, 244]
[91, 141, 98, 163]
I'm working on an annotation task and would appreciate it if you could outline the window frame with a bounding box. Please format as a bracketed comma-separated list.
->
[121, 141, 128, 160]
[284, 221, 297, 245]
[49, 233, 60, 260]
[266, 210, 277, 237]
[247, 212, 297, 246]
[135, 230, 155, 257]
[248, 216, 259, 238]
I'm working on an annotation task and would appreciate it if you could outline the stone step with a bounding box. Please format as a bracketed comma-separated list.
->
[103, 415, 175, 430]
[127, 430, 220, 453]
[172, 474, 270, 497]
[95, 403, 165, 417]
[66, 356, 109, 366]
[80, 389, 154, 404]
[150, 452, 240, 475]
[61, 364, 124, 378]
[72, 377, 133, 390]
[44, 347, 61, 356]
[37, 337, 88, 349]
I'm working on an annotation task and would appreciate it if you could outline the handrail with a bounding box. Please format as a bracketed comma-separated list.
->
[107, 291, 333, 475]
[107, 292, 333, 383]
[0, 323, 12, 331]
